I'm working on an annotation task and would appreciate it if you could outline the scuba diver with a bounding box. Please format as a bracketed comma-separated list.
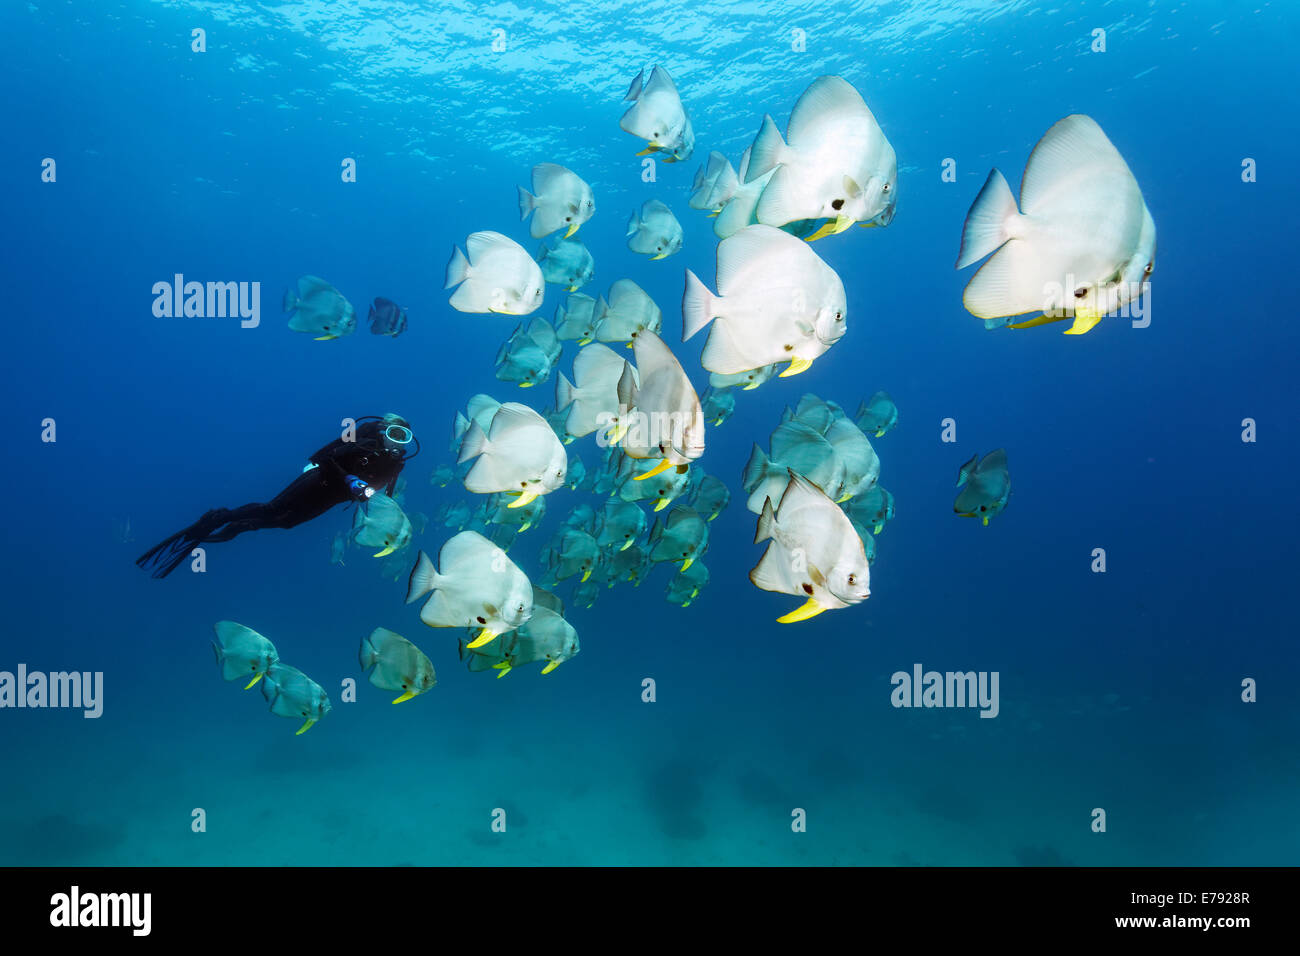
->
[137, 414, 418, 579]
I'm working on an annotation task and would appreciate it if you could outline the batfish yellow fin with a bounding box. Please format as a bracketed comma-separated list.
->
[466, 628, 500, 649]
[1007, 312, 1072, 330]
[1063, 308, 1103, 335]
[777, 597, 828, 624]
[634, 458, 675, 481]
[564, 223, 579, 239]
[243, 673, 264, 690]
[653, 497, 670, 512]
[742, 381, 761, 390]
[541, 660, 562, 675]
[620, 538, 635, 552]
[680, 556, 694, 572]
[294, 718, 317, 736]
[508, 490, 539, 509]
[391, 689, 417, 704]
[373, 544, 396, 558]
[779, 357, 813, 378]
[581, 568, 592, 582]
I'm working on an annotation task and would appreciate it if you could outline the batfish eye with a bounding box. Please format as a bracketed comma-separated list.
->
[1144, 262, 1153, 275]
[848, 574, 856, 585]
[883, 183, 891, 193]
[1073, 287, 1088, 299]
[831, 198, 844, 210]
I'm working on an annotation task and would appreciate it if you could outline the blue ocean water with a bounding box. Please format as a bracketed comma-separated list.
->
[2, 0, 1296, 866]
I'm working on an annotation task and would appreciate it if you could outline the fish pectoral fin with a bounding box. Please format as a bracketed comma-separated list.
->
[294, 718, 317, 736]
[634, 458, 676, 481]
[507, 490, 540, 509]
[779, 357, 813, 378]
[1063, 308, 1103, 335]
[243, 673, 264, 690]
[541, 660, 562, 675]
[391, 689, 417, 704]
[777, 597, 828, 624]
[466, 628, 500, 649]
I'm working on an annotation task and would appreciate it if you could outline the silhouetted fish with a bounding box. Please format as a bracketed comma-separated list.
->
[368, 297, 408, 337]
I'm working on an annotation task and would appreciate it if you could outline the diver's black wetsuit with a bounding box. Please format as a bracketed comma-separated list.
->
[136, 418, 415, 578]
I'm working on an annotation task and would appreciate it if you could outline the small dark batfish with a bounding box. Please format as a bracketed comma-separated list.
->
[368, 297, 408, 337]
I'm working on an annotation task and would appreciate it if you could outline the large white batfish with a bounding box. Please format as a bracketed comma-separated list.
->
[445, 231, 546, 315]
[615, 330, 705, 480]
[750, 471, 872, 623]
[620, 65, 695, 163]
[406, 531, 534, 648]
[518, 163, 595, 239]
[746, 75, 897, 240]
[683, 224, 847, 378]
[627, 199, 684, 260]
[358, 627, 437, 704]
[956, 115, 1155, 335]
[555, 343, 637, 440]
[458, 401, 567, 508]
[593, 279, 663, 346]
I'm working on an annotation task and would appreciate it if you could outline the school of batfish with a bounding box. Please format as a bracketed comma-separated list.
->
[231, 67, 1151, 732]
